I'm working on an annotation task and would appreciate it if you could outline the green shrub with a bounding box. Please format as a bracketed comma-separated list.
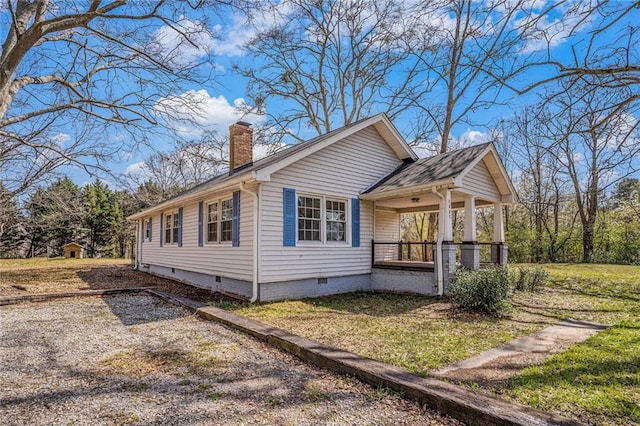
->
[512, 266, 549, 292]
[449, 267, 510, 315]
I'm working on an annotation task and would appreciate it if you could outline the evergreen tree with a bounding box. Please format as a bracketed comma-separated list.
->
[0, 185, 27, 258]
[83, 180, 117, 258]
[25, 177, 84, 257]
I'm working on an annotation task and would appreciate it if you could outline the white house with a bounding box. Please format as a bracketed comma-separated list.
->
[128, 114, 517, 302]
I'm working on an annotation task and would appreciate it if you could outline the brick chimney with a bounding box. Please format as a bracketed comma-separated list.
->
[229, 121, 253, 170]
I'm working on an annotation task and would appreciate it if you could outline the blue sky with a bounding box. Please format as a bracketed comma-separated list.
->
[6, 1, 636, 189]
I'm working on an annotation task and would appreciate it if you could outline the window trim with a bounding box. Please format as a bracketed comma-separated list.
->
[205, 201, 219, 244]
[144, 218, 151, 241]
[203, 196, 233, 245]
[296, 192, 350, 246]
[325, 198, 347, 243]
[164, 210, 179, 245]
[297, 194, 322, 243]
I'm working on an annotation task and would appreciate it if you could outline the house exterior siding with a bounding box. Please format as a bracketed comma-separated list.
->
[259, 126, 404, 284]
[373, 209, 400, 261]
[460, 159, 501, 202]
[129, 117, 514, 302]
[137, 188, 255, 283]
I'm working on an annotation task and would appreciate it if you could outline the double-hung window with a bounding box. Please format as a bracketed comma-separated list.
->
[297, 195, 347, 243]
[206, 202, 218, 243]
[145, 219, 151, 240]
[221, 199, 233, 242]
[298, 196, 321, 241]
[325, 200, 346, 242]
[164, 212, 178, 244]
[205, 198, 233, 243]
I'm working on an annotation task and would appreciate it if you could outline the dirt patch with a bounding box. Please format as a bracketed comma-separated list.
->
[0, 295, 461, 425]
[0, 260, 230, 305]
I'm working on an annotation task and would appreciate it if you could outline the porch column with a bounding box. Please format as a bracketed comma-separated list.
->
[491, 202, 508, 265]
[461, 195, 480, 270]
[437, 189, 456, 294]
[439, 188, 453, 242]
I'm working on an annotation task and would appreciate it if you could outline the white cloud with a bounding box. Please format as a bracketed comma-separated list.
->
[411, 128, 493, 158]
[517, 1, 594, 54]
[124, 161, 149, 179]
[253, 143, 272, 161]
[51, 133, 71, 149]
[458, 129, 490, 146]
[155, 89, 266, 138]
[210, 3, 294, 56]
[149, 17, 216, 66]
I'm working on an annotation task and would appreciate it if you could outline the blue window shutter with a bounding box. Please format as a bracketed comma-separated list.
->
[283, 187, 296, 247]
[178, 207, 183, 247]
[198, 201, 204, 247]
[149, 218, 153, 242]
[140, 220, 145, 244]
[159, 213, 164, 247]
[351, 198, 360, 247]
[232, 191, 240, 247]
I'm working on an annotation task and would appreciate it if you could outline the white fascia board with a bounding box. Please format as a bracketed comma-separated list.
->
[454, 186, 502, 203]
[502, 194, 517, 204]
[375, 115, 419, 160]
[360, 178, 455, 201]
[457, 143, 519, 203]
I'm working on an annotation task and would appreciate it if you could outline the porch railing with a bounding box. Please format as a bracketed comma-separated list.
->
[478, 242, 495, 265]
[371, 241, 436, 267]
[372, 240, 504, 268]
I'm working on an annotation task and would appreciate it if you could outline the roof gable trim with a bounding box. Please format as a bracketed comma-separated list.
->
[254, 114, 417, 181]
[455, 144, 518, 201]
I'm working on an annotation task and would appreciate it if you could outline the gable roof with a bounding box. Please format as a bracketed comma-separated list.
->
[128, 114, 416, 220]
[364, 143, 491, 194]
[63, 242, 83, 248]
[362, 142, 517, 203]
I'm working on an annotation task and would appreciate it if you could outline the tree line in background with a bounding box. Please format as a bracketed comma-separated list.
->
[0, 1, 638, 262]
[1, 158, 638, 264]
[0, 178, 157, 259]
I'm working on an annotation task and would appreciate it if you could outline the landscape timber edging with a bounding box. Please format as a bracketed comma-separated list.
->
[0, 287, 154, 306]
[145, 289, 584, 426]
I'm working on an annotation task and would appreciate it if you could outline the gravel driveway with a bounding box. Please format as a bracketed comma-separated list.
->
[1, 295, 461, 425]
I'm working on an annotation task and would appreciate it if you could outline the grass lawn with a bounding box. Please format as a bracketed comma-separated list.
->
[3, 258, 637, 424]
[502, 264, 640, 425]
[0, 256, 128, 270]
[226, 263, 639, 425]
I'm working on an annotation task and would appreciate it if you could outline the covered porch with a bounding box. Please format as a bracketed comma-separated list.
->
[361, 143, 517, 296]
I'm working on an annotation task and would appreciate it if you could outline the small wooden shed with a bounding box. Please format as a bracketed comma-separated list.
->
[63, 243, 84, 259]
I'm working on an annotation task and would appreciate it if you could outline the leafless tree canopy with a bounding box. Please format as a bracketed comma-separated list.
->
[503, 0, 640, 127]
[0, 0, 224, 202]
[238, 0, 431, 143]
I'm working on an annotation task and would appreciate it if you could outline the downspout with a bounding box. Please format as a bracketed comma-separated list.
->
[138, 219, 143, 269]
[240, 181, 260, 303]
[135, 220, 140, 269]
[432, 187, 444, 296]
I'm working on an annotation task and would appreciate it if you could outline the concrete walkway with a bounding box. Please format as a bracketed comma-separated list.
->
[148, 289, 584, 426]
[434, 319, 608, 376]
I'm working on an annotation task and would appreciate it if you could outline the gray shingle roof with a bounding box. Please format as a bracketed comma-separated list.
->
[363, 142, 491, 194]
